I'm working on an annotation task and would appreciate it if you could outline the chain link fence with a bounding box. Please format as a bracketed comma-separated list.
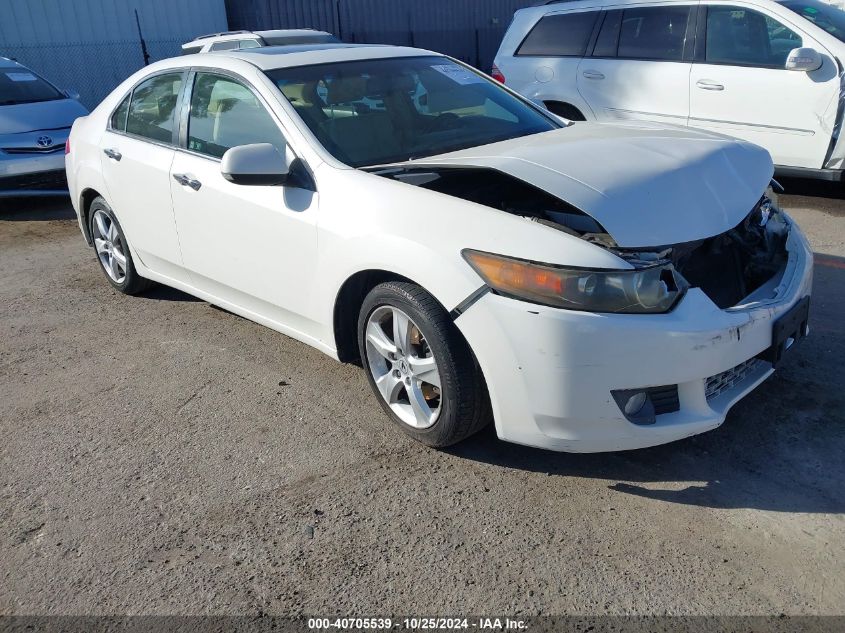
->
[2, 39, 184, 110]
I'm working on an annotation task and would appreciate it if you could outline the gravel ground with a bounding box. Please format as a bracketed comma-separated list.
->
[0, 183, 843, 618]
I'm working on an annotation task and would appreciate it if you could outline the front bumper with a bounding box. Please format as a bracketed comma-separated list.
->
[0, 135, 69, 197]
[456, 221, 814, 453]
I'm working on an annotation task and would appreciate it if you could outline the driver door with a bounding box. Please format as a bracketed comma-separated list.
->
[169, 71, 319, 335]
[689, 3, 839, 168]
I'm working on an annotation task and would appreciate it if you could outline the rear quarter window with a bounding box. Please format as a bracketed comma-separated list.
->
[516, 11, 600, 56]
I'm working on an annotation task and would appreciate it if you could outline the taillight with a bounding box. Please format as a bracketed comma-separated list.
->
[491, 64, 506, 84]
[65, 138, 71, 155]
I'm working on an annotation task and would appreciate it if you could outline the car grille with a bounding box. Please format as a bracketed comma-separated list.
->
[646, 385, 680, 415]
[0, 169, 68, 192]
[705, 359, 764, 400]
[2, 145, 64, 154]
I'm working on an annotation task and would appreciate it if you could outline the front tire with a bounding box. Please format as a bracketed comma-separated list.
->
[88, 196, 152, 295]
[358, 281, 491, 448]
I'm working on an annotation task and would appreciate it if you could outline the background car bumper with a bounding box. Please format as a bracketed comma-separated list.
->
[0, 148, 68, 197]
[456, 225, 814, 453]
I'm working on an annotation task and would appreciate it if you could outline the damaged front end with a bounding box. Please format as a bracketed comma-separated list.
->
[372, 165, 793, 313]
[612, 193, 790, 310]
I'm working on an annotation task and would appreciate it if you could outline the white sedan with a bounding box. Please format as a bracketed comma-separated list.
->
[65, 44, 813, 452]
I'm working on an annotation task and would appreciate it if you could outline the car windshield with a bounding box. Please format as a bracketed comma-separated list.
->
[781, 0, 845, 42]
[266, 55, 559, 167]
[0, 67, 64, 106]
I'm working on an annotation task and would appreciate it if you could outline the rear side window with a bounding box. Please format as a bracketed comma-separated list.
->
[126, 72, 183, 144]
[110, 95, 130, 131]
[517, 11, 600, 56]
[187, 73, 286, 159]
[617, 6, 691, 61]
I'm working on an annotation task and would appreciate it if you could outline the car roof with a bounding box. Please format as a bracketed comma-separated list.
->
[523, 0, 758, 12]
[210, 43, 436, 71]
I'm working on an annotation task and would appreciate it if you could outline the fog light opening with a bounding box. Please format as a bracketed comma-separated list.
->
[611, 389, 657, 426]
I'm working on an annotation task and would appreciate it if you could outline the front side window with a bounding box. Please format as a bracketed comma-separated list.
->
[517, 11, 600, 56]
[0, 68, 64, 106]
[126, 73, 183, 143]
[267, 56, 558, 167]
[187, 73, 286, 159]
[706, 7, 803, 67]
[617, 6, 691, 61]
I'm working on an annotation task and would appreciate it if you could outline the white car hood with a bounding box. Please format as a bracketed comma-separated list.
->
[416, 122, 774, 248]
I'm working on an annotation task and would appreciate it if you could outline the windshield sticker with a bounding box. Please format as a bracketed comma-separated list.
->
[6, 72, 38, 82]
[431, 65, 486, 86]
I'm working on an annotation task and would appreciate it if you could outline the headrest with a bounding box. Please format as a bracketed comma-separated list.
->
[325, 76, 367, 105]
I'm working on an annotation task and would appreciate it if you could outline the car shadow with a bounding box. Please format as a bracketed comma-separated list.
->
[449, 254, 845, 514]
[0, 195, 76, 220]
[778, 176, 845, 202]
[137, 285, 201, 302]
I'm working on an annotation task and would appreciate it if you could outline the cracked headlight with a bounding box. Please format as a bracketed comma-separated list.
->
[463, 249, 687, 314]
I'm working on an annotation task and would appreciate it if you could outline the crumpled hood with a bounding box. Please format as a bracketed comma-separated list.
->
[0, 98, 88, 135]
[416, 121, 774, 247]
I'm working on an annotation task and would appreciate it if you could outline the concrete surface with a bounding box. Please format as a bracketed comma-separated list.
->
[0, 182, 843, 617]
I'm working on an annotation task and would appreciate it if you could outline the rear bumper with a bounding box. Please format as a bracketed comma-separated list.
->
[0, 152, 68, 197]
[456, 220, 814, 453]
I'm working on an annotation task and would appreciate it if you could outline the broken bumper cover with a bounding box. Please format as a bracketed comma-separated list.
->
[455, 223, 813, 453]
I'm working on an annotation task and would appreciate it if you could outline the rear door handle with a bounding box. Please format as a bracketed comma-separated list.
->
[103, 148, 122, 161]
[173, 173, 202, 191]
[582, 70, 605, 80]
[696, 80, 725, 91]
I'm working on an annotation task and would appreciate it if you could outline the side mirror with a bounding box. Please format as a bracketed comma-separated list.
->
[785, 47, 822, 72]
[221, 143, 291, 186]
[63, 89, 81, 100]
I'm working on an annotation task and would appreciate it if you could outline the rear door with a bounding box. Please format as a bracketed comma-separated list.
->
[688, 3, 838, 168]
[169, 70, 319, 333]
[99, 71, 185, 277]
[577, 4, 697, 126]
[505, 9, 602, 116]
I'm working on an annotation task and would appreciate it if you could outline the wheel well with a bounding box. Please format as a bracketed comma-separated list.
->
[543, 101, 586, 121]
[333, 270, 415, 364]
[79, 188, 102, 244]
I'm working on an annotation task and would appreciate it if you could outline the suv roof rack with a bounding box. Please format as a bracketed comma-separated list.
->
[194, 30, 255, 41]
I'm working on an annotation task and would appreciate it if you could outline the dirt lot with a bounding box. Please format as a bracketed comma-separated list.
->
[1, 181, 843, 618]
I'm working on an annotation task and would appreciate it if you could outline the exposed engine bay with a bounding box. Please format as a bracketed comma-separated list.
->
[372, 165, 790, 309]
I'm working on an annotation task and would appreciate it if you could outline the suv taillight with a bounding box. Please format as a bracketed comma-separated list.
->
[65, 138, 71, 155]
[491, 64, 506, 84]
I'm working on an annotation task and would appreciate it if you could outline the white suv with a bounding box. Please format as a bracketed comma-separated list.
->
[494, 0, 845, 181]
[181, 29, 338, 55]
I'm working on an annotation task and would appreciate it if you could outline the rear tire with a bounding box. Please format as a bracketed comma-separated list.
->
[88, 196, 152, 295]
[358, 281, 491, 448]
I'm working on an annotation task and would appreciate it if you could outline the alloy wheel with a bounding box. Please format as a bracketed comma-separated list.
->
[92, 209, 127, 284]
[364, 305, 442, 429]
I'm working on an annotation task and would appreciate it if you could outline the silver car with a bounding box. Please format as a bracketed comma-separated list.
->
[0, 57, 88, 197]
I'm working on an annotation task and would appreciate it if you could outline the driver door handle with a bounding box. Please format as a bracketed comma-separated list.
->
[696, 79, 725, 91]
[173, 173, 202, 191]
[103, 148, 122, 161]
[582, 70, 605, 80]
